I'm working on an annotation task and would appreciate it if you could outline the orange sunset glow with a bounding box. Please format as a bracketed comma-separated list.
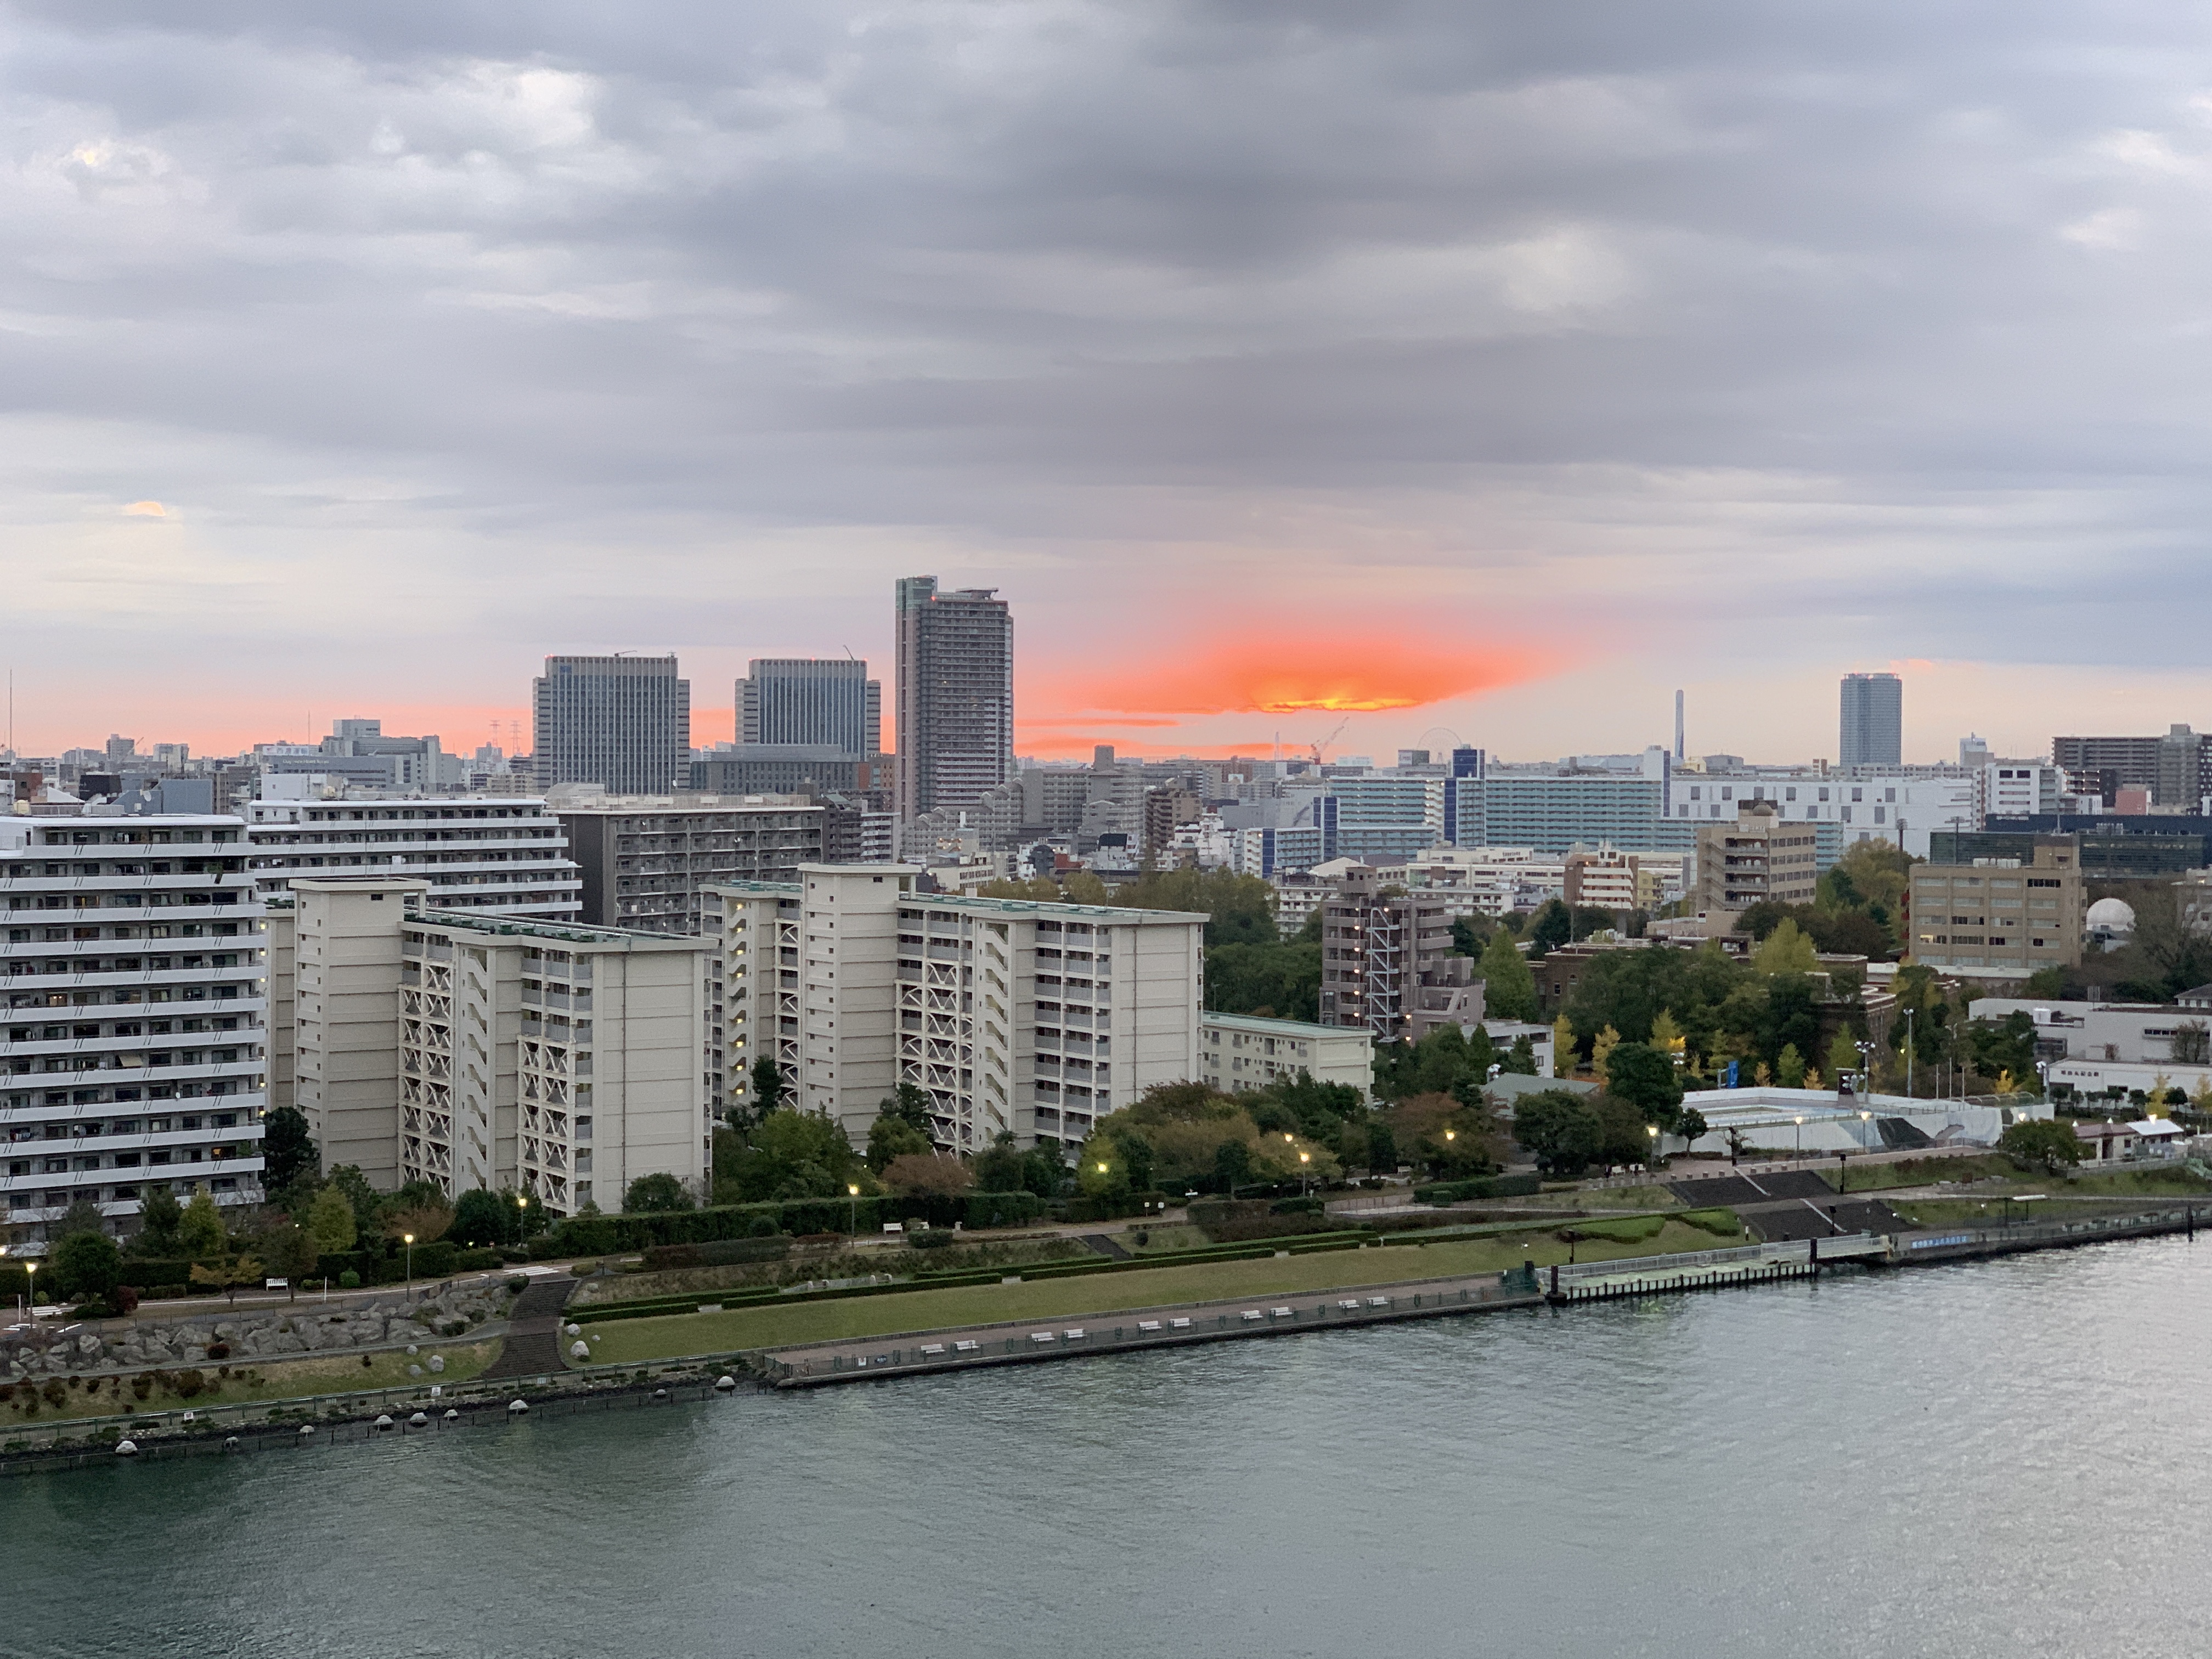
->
[1033, 638, 1558, 719]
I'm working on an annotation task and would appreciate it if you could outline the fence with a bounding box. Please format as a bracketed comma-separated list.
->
[765, 1277, 1542, 1384]
[1550, 1233, 1881, 1283]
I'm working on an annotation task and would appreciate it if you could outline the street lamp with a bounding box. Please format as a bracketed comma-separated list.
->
[1793, 1116, 1805, 1159]
[403, 1233, 415, 1300]
[847, 1183, 861, 1237]
[1299, 1150, 1311, 1198]
[1904, 1007, 1917, 1098]
[23, 1259, 35, 1326]
[1646, 1122, 1660, 1170]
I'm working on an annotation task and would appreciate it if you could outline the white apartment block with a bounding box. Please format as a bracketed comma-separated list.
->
[247, 796, 582, 921]
[703, 865, 1205, 1154]
[1976, 762, 2066, 822]
[2, 812, 267, 1243]
[1200, 1012, 1373, 1099]
[269, 879, 706, 1214]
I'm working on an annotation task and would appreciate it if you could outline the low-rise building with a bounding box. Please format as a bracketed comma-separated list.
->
[704, 866, 1205, 1155]
[1907, 837, 2084, 973]
[1199, 1012, 1373, 1098]
[2, 811, 267, 1242]
[268, 879, 707, 1212]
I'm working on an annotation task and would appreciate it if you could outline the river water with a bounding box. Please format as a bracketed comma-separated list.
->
[8, 1234, 2209, 1658]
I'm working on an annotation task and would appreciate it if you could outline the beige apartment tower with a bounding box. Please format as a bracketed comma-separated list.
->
[1694, 801, 1819, 916]
[268, 878, 707, 1211]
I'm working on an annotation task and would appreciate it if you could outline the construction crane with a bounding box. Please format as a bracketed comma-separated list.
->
[1308, 717, 1351, 767]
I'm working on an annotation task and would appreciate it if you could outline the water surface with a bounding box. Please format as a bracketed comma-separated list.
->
[8, 1237, 2206, 1658]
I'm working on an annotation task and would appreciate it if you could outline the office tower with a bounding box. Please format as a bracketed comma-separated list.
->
[2053, 726, 2212, 808]
[1839, 672, 1903, 767]
[738, 659, 881, 754]
[1674, 691, 1685, 762]
[894, 577, 1013, 825]
[269, 879, 706, 1206]
[702, 866, 1203, 1153]
[1, 810, 267, 1240]
[532, 654, 690, 795]
[245, 797, 583, 921]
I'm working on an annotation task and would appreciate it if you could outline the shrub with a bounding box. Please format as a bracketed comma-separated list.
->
[1413, 1173, 1542, 1205]
[360, 1354, 373, 1367]
[640, 1237, 793, 1272]
[910, 1229, 960, 1251]
[1269, 1195, 1325, 1216]
[506, 1275, 531, 1293]
[172, 1369, 205, 1399]
[70, 1299, 117, 1321]
[206, 1342, 231, 1361]
[337, 1271, 361, 1289]
[0, 1385, 12, 1402]
[131, 1375, 151, 1400]
[42, 1380, 66, 1407]
[453, 1248, 502, 1272]
[114, 1285, 141, 1316]
[1674, 1208, 1741, 1237]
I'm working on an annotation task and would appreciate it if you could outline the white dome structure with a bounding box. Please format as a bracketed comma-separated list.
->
[2086, 897, 2136, 932]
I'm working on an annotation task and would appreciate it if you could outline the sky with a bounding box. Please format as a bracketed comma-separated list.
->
[8, 2, 2212, 766]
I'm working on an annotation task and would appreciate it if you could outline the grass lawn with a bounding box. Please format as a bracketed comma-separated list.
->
[0, 1341, 498, 1428]
[1569, 1184, 1679, 1211]
[582, 1220, 1741, 1363]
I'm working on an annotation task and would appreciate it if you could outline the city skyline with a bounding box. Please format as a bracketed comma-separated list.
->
[13, 8, 2212, 766]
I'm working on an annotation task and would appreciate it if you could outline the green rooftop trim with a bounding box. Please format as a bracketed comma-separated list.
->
[1200, 1011, 1363, 1039]
[413, 907, 698, 948]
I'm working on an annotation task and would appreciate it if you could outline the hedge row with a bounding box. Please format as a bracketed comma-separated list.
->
[1412, 1173, 1542, 1205]
[574, 1233, 1384, 1324]
[545, 1190, 1048, 1256]
[640, 1237, 794, 1272]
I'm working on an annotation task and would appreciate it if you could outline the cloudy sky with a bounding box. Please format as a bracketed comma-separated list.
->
[8, 1, 2212, 765]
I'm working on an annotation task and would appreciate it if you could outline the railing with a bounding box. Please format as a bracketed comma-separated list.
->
[1551, 1234, 1882, 1282]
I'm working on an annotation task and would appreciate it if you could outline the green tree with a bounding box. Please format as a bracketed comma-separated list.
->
[1752, 918, 1819, 977]
[53, 1228, 123, 1302]
[867, 1114, 932, 1174]
[973, 1132, 1066, 1198]
[1825, 1029, 1863, 1085]
[1503, 1035, 1538, 1075]
[1675, 1107, 1709, 1146]
[307, 1183, 358, 1254]
[1604, 1041, 1684, 1126]
[1206, 938, 1322, 1021]
[2000, 1118, 2082, 1175]
[1480, 929, 1540, 1022]
[1513, 1090, 1602, 1179]
[450, 1188, 512, 1246]
[748, 1057, 789, 1120]
[325, 1164, 383, 1240]
[1212, 1136, 1254, 1195]
[1775, 1042, 1807, 1088]
[258, 1220, 320, 1299]
[178, 1188, 227, 1259]
[877, 1084, 934, 1133]
[259, 1104, 319, 1195]
[1364, 1121, 1398, 1175]
[133, 1184, 183, 1256]
[623, 1172, 695, 1212]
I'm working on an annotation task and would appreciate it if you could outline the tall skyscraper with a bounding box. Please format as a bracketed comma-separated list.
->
[532, 654, 690, 795]
[738, 659, 881, 753]
[1839, 672, 1903, 767]
[894, 577, 1013, 823]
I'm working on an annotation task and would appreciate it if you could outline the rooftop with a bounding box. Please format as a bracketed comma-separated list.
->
[1201, 1011, 1362, 1039]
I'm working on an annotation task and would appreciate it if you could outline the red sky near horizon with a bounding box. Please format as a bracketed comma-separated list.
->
[14, 637, 1556, 764]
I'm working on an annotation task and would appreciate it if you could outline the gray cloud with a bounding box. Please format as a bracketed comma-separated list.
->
[5, 1, 2212, 754]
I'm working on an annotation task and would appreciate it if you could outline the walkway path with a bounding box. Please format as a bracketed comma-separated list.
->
[481, 1277, 578, 1381]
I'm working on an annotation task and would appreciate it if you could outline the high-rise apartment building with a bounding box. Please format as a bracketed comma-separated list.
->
[532, 654, 690, 796]
[269, 879, 706, 1208]
[1692, 801, 1819, 915]
[1907, 837, 2083, 974]
[551, 794, 845, 934]
[1840, 673, 1904, 767]
[2051, 726, 2210, 810]
[1318, 865, 1479, 1041]
[245, 797, 583, 921]
[739, 659, 881, 754]
[894, 578, 1013, 826]
[703, 866, 1203, 1154]
[2, 812, 267, 1241]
